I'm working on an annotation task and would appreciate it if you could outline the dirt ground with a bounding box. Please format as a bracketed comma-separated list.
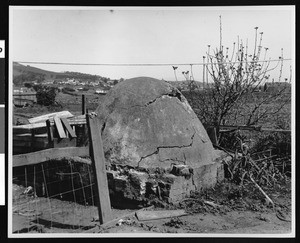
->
[12, 179, 292, 235]
[96, 209, 291, 234]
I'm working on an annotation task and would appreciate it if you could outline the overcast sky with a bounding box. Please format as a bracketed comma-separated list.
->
[10, 6, 294, 81]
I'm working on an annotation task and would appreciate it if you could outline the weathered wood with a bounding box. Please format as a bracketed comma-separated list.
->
[260, 128, 291, 133]
[13, 125, 48, 135]
[135, 209, 187, 221]
[28, 111, 74, 124]
[249, 174, 274, 208]
[13, 146, 90, 167]
[218, 125, 262, 131]
[207, 127, 218, 146]
[13, 115, 87, 134]
[82, 95, 86, 115]
[46, 119, 54, 148]
[218, 125, 291, 133]
[54, 117, 66, 139]
[85, 205, 155, 232]
[67, 114, 86, 122]
[13, 134, 48, 155]
[61, 118, 77, 138]
[13, 123, 47, 133]
[86, 113, 112, 224]
[14, 133, 47, 140]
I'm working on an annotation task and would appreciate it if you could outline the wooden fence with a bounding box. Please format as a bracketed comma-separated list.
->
[13, 113, 112, 226]
[206, 125, 291, 147]
[13, 114, 87, 155]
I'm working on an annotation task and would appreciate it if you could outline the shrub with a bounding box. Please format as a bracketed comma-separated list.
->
[250, 132, 291, 156]
[63, 87, 76, 92]
[34, 85, 58, 106]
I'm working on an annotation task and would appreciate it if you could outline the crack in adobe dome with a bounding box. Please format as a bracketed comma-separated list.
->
[137, 131, 196, 167]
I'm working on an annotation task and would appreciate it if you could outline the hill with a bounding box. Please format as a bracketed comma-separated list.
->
[13, 62, 114, 86]
[167, 80, 213, 91]
[13, 62, 57, 78]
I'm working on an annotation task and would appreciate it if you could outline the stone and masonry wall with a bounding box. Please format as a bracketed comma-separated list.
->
[106, 154, 226, 204]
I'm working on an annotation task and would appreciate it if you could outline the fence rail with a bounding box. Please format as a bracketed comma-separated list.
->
[217, 125, 291, 133]
[13, 146, 90, 168]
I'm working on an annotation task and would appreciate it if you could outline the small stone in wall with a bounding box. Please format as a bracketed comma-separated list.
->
[170, 164, 193, 179]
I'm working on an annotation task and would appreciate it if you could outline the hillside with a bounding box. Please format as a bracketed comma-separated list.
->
[13, 62, 114, 86]
[167, 80, 213, 90]
[13, 62, 57, 78]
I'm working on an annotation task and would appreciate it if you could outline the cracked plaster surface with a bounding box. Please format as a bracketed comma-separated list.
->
[95, 77, 217, 169]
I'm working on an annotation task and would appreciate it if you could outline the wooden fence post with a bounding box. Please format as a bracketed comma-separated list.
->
[207, 126, 218, 146]
[82, 94, 86, 115]
[46, 119, 54, 148]
[86, 113, 112, 224]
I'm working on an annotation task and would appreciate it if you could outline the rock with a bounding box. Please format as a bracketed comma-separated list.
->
[114, 175, 128, 192]
[128, 169, 149, 197]
[170, 164, 193, 178]
[161, 174, 196, 203]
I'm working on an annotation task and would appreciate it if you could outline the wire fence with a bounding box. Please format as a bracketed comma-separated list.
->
[12, 158, 99, 233]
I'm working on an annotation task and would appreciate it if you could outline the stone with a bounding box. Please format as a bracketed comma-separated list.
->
[113, 175, 128, 192]
[170, 164, 193, 178]
[128, 169, 149, 197]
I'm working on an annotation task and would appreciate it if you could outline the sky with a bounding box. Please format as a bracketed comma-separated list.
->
[10, 6, 295, 81]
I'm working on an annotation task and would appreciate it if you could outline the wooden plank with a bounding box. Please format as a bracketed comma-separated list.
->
[14, 134, 47, 140]
[61, 118, 77, 138]
[46, 119, 53, 141]
[207, 127, 218, 146]
[135, 210, 187, 221]
[218, 125, 262, 131]
[86, 113, 112, 224]
[46, 119, 54, 148]
[13, 146, 90, 167]
[260, 128, 291, 133]
[28, 111, 73, 124]
[13, 122, 47, 131]
[85, 206, 154, 232]
[13, 138, 48, 151]
[43, 114, 86, 126]
[66, 115, 86, 125]
[54, 116, 67, 138]
[14, 134, 32, 141]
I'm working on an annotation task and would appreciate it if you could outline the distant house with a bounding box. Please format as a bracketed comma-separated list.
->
[95, 89, 108, 95]
[13, 87, 37, 107]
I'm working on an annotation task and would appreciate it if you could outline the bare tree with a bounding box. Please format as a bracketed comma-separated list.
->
[186, 16, 291, 144]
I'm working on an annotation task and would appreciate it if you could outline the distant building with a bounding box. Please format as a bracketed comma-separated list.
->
[95, 89, 108, 95]
[13, 87, 37, 107]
